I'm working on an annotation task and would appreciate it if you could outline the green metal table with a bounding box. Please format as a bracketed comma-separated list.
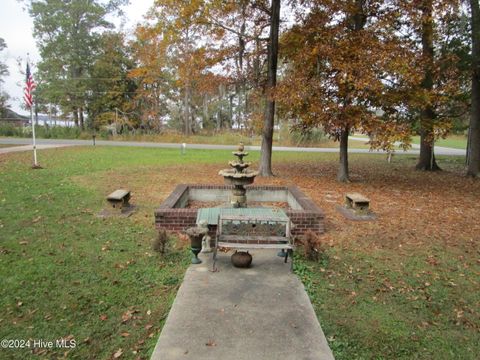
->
[196, 207, 289, 226]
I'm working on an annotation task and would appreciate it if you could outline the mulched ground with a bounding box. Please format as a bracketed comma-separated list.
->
[186, 200, 289, 209]
[73, 155, 480, 253]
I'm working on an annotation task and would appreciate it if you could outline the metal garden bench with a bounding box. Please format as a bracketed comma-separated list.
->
[213, 214, 294, 271]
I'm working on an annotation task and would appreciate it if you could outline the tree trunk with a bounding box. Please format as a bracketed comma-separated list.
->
[237, 85, 242, 129]
[73, 108, 79, 127]
[229, 93, 234, 128]
[253, 37, 261, 88]
[243, 81, 248, 127]
[337, 127, 350, 182]
[184, 86, 191, 135]
[416, 99, 441, 171]
[467, 0, 480, 177]
[335, 0, 364, 182]
[203, 94, 209, 129]
[416, 0, 440, 171]
[259, 0, 281, 177]
[79, 107, 84, 130]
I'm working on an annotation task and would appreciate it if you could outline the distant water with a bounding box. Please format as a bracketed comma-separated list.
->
[29, 119, 75, 127]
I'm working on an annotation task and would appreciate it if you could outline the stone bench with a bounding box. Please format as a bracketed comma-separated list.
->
[345, 192, 370, 215]
[213, 214, 294, 271]
[107, 189, 131, 210]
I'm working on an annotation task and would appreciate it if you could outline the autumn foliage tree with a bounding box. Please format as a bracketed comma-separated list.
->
[396, 0, 462, 171]
[277, 0, 412, 182]
[202, 0, 267, 129]
[130, 0, 277, 136]
[131, 0, 241, 134]
[129, 24, 175, 131]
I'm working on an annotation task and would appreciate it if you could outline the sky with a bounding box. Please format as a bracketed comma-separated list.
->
[0, 0, 153, 115]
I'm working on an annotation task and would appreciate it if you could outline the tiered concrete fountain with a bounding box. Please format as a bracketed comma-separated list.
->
[155, 142, 325, 237]
[218, 143, 258, 208]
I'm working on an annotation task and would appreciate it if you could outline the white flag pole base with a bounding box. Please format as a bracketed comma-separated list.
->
[30, 106, 42, 169]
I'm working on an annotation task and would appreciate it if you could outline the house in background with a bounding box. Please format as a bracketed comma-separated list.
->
[0, 108, 29, 127]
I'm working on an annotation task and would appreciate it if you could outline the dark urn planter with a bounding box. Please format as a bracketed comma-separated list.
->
[185, 227, 208, 264]
[231, 251, 252, 268]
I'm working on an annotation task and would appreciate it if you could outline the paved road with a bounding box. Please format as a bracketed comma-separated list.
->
[0, 137, 466, 156]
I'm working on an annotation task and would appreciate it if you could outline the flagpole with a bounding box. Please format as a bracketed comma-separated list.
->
[25, 54, 40, 169]
[31, 102, 38, 166]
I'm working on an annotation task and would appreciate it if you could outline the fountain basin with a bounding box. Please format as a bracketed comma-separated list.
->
[218, 169, 258, 207]
[155, 184, 325, 239]
[227, 161, 251, 172]
[218, 170, 258, 185]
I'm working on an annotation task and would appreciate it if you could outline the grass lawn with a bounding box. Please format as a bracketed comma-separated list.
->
[0, 147, 478, 359]
[353, 133, 468, 150]
[411, 135, 468, 150]
[111, 133, 369, 149]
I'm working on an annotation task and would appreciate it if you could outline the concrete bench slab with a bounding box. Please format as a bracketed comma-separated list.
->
[107, 189, 130, 201]
[345, 192, 370, 212]
[97, 189, 135, 218]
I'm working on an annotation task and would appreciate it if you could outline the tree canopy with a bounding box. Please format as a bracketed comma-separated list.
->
[21, 0, 479, 179]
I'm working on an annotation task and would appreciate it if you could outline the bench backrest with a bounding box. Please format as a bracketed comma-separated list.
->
[217, 215, 291, 242]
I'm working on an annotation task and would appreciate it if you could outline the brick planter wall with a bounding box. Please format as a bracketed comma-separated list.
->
[154, 185, 197, 232]
[154, 184, 325, 238]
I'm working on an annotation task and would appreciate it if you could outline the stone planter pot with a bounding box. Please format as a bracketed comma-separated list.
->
[185, 227, 208, 264]
[231, 251, 252, 268]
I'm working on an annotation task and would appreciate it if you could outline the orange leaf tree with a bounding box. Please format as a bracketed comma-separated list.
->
[397, 0, 462, 171]
[277, 0, 412, 182]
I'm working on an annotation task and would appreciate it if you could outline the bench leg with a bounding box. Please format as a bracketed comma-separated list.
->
[284, 249, 288, 263]
[212, 239, 218, 272]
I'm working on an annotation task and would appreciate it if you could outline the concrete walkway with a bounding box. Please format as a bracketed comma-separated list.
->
[151, 250, 334, 360]
[0, 143, 73, 155]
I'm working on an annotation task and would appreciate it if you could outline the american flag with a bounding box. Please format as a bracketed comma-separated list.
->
[24, 62, 36, 108]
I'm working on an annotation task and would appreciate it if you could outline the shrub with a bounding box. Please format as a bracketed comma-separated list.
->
[0, 124, 25, 137]
[299, 230, 324, 261]
[152, 229, 168, 254]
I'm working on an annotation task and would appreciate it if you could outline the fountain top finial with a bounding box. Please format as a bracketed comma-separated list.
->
[233, 142, 248, 165]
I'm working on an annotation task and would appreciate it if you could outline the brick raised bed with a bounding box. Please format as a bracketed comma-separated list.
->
[154, 184, 325, 238]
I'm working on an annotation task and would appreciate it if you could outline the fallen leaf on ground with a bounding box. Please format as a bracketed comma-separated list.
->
[206, 340, 216, 347]
[113, 348, 123, 358]
[121, 310, 134, 323]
